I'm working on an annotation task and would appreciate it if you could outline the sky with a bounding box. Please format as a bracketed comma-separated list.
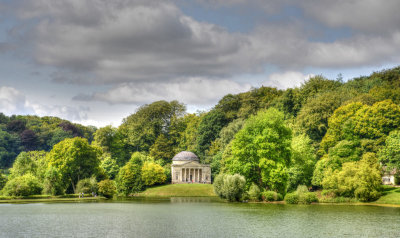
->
[0, 0, 399, 127]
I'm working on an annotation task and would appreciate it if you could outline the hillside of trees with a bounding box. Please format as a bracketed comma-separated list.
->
[1, 66, 400, 201]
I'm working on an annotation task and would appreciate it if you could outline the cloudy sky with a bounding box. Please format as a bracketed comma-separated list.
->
[0, 0, 399, 127]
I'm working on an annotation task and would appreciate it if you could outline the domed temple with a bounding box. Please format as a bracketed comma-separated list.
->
[171, 151, 211, 184]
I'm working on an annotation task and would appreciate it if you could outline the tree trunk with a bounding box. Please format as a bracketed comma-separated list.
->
[71, 180, 76, 194]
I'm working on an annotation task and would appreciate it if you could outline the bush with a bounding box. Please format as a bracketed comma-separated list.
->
[98, 179, 116, 198]
[213, 173, 246, 202]
[262, 191, 277, 202]
[248, 183, 261, 201]
[296, 185, 309, 194]
[76, 177, 98, 195]
[284, 192, 299, 204]
[2, 173, 42, 196]
[354, 187, 380, 202]
[299, 192, 319, 204]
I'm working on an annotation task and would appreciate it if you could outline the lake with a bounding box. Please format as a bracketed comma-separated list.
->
[0, 198, 399, 237]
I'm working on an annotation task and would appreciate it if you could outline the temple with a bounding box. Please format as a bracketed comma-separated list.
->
[171, 151, 211, 184]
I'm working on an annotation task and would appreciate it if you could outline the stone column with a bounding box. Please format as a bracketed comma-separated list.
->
[197, 169, 199, 183]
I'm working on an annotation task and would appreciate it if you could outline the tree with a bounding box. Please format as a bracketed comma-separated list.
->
[98, 179, 116, 198]
[2, 173, 42, 196]
[0, 172, 7, 190]
[378, 130, 400, 170]
[76, 177, 98, 194]
[141, 162, 166, 186]
[46, 137, 101, 193]
[149, 134, 176, 166]
[213, 173, 246, 202]
[287, 134, 317, 192]
[224, 108, 292, 194]
[100, 154, 120, 180]
[0, 130, 22, 168]
[322, 153, 381, 201]
[120, 100, 185, 152]
[42, 166, 65, 195]
[6, 119, 26, 134]
[20, 129, 39, 151]
[9, 151, 46, 179]
[296, 91, 347, 142]
[116, 152, 144, 195]
[196, 110, 228, 158]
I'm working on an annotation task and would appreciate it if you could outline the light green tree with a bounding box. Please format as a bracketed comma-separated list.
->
[46, 137, 101, 193]
[224, 108, 291, 194]
[141, 162, 166, 186]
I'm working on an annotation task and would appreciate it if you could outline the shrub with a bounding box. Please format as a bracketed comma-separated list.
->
[262, 191, 277, 202]
[296, 185, 309, 194]
[2, 173, 42, 196]
[354, 187, 380, 202]
[213, 173, 246, 202]
[76, 177, 98, 195]
[299, 192, 319, 204]
[284, 192, 299, 204]
[98, 179, 116, 198]
[248, 183, 261, 201]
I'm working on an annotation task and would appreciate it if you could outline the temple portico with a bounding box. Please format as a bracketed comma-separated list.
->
[171, 151, 211, 184]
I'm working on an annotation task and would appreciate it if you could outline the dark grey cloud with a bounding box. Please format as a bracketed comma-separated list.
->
[3, 0, 400, 105]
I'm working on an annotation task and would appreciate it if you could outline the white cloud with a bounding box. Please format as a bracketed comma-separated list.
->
[0, 86, 89, 123]
[265, 72, 314, 89]
[74, 77, 252, 106]
[0, 86, 33, 115]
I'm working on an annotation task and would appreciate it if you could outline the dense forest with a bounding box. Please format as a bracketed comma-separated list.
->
[1, 66, 400, 201]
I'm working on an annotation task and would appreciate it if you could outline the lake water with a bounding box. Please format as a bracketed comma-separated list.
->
[0, 198, 399, 238]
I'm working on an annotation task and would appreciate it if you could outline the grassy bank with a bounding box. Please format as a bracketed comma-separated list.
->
[0, 194, 105, 203]
[373, 185, 400, 205]
[136, 184, 216, 197]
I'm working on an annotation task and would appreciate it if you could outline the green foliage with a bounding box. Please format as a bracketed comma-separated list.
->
[42, 166, 64, 195]
[213, 173, 246, 201]
[120, 100, 185, 152]
[284, 192, 299, 204]
[2, 173, 42, 196]
[299, 192, 319, 204]
[9, 151, 46, 179]
[141, 162, 167, 186]
[321, 153, 382, 201]
[287, 134, 316, 191]
[196, 110, 228, 158]
[93, 126, 127, 165]
[116, 152, 145, 195]
[224, 108, 291, 194]
[0, 172, 7, 190]
[247, 183, 261, 201]
[76, 177, 98, 194]
[149, 134, 176, 166]
[46, 137, 101, 193]
[378, 130, 400, 170]
[98, 179, 116, 198]
[100, 154, 120, 180]
[262, 191, 282, 202]
[296, 91, 347, 142]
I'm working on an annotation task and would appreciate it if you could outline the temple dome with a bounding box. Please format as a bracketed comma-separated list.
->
[172, 151, 199, 161]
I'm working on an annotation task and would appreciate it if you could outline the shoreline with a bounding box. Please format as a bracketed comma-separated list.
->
[0, 195, 399, 208]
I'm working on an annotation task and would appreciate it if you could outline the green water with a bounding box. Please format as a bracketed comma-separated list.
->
[0, 198, 399, 237]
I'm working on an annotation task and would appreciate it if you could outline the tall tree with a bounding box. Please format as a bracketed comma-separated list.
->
[224, 108, 292, 194]
[46, 137, 101, 193]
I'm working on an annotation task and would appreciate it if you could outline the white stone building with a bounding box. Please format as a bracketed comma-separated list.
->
[171, 151, 211, 184]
